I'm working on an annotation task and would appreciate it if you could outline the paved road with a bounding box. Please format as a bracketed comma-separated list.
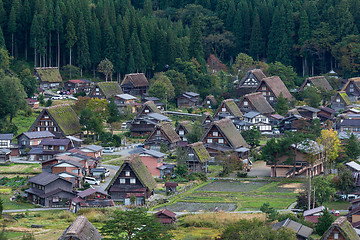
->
[10, 157, 41, 164]
[94, 164, 120, 191]
[247, 160, 271, 177]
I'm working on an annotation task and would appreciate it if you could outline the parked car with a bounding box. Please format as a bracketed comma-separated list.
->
[273, 128, 280, 135]
[84, 177, 100, 185]
[103, 147, 114, 153]
[51, 96, 63, 100]
[121, 122, 127, 130]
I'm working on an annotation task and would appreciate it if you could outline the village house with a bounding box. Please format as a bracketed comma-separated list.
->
[243, 111, 272, 132]
[130, 101, 170, 136]
[29, 104, 82, 139]
[58, 216, 103, 240]
[272, 218, 313, 240]
[299, 76, 333, 92]
[186, 142, 211, 174]
[51, 160, 84, 188]
[64, 79, 92, 94]
[89, 82, 123, 100]
[255, 76, 293, 106]
[213, 99, 243, 121]
[114, 93, 139, 114]
[138, 148, 166, 178]
[317, 107, 336, 122]
[338, 119, 360, 133]
[106, 154, 157, 205]
[26, 98, 40, 109]
[154, 209, 177, 225]
[269, 114, 284, 126]
[0, 149, 11, 163]
[120, 73, 149, 96]
[165, 182, 178, 194]
[341, 77, 360, 102]
[69, 187, 114, 213]
[28, 138, 71, 161]
[17, 131, 55, 155]
[79, 145, 103, 159]
[346, 161, 360, 187]
[201, 118, 249, 159]
[278, 114, 307, 133]
[303, 206, 326, 223]
[329, 91, 352, 111]
[141, 96, 164, 111]
[176, 121, 193, 143]
[0, 134, 18, 158]
[321, 217, 360, 240]
[347, 198, 360, 229]
[144, 122, 180, 151]
[177, 92, 200, 108]
[236, 69, 267, 97]
[202, 95, 217, 109]
[26, 172, 75, 207]
[238, 92, 275, 116]
[34, 67, 63, 89]
[232, 119, 252, 131]
[296, 105, 320, 120]
[267, 140, 324, 178]
[199, 112, 213, 128]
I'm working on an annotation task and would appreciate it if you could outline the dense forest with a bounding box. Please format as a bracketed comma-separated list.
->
[0, 0, 360, 81]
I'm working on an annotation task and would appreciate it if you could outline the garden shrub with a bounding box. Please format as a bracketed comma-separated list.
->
[58, 211, 76, 222]
[237, 172, 248, 178]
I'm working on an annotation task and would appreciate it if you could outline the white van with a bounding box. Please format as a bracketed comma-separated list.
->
[84, 177, 100, 185]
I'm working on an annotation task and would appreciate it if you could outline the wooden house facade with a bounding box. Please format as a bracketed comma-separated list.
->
[106, 154, 156, 205]
[120, 73, 149, 96]
[238, 92, 275, 115]
[202, 95, 217, 109]
[177, 92, 200, 108]
[320, 217, 359, 240]
[341, 77, 360, 102]
[29, 104, 82, 139]
[34, 67, 63, 89]
[186, 142, 211, 174]
[175, 121, 193, 142]
[255, 76, 292, 106]
[328, 91, 351, 111]
[213, 99, 243, 121]
[89, 82, 123, 100]
[64, 79, 91, 94]
[236, 69, 267, 97]
[144, 122, 180, 151]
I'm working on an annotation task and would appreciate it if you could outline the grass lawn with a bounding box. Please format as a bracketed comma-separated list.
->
[12, 111, 37, 140]
[171, 227, 220, 239]
[324, 201, 350, 210]
[102, 155, 122, 162]
[207, 165, 223, 178]
[0, 163, 41, 174]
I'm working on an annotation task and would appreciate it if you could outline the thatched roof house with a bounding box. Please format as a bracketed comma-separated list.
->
[58, 215, 102, 240]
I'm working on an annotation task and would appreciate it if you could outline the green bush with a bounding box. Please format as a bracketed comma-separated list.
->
[237, 172, 248, 178]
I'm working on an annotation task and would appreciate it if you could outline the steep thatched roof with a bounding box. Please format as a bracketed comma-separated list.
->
[198, 112, 213, 124]
[143, 101, 161, 114]
[213, 118, 248, 149]
[188, 142, 211, 163]
[330, 91, 351, 106]
[242, 92, 274, 114]
[46, 104, 82, 136]
[342, 77, 360, 92]
[156, 122, 181, 144]
[177, 121, 193, 134]
[217, 99, 243, 118]
[58, 216, 103, 240]
[106, 154, 156, 191]
[35, 67, 62, 83]
[203, 95, 217, 106]
[320, 217, 359, 240]
[96, 82, 123, 99]
[121, 73, 149, 87]
[301, 76, 333, 91]
[258, 76, 292, 100]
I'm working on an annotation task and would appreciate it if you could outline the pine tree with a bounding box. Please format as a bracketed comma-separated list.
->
[233, 7, 245, 52]
[225, 0, 236, 30]
[54, 1, 63, 67]
[249, 13, 264, 60]
[189, 16, 204, 61]
[65, 20, 77, 66]
[143, 0, 153, 16]
[0, 0, 6, 27]
[76, 13, 90, 76]
[89, 13, 101, 76]
[0, 26, 5, 48]
[267, 6, 287, 63]
[8, 0, 20, 57]
[274, 93, 289, 116]
[21, 0, 32, 60]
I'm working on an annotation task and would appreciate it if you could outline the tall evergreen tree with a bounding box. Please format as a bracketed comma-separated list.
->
[267, 6, 287, 63]
[7, 0, 20, 57]
[76, 13, 90, 75]
[65, 20, 77, 65]
[0, 26, 5, 48]
[189, 16, 204, 61]
[54, 1, 63, 67]
[249, 13, 264, 60]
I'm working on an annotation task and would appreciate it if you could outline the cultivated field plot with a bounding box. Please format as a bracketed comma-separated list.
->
[159, 180, 304, 212]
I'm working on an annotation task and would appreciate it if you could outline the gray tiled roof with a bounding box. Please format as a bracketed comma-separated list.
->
[28, 172, 62, 185]
[21, 131, 55, 139]
[244, 111, 261, 118]
[82, 145, 103, 152]
[40, 138, 70, 146]
[0, 134, 13, 140]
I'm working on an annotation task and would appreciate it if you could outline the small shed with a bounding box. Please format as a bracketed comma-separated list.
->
[165, 182, 178, 193]
[58, 215, 103, 240]
[154, 209, 177, 225]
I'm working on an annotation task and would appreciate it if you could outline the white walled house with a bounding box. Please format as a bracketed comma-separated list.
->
[243, 111, 272, 132]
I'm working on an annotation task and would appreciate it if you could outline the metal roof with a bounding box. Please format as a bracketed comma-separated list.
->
[116, 93, 137, 100]
[0, 134, 13, 140]
[346, 161, 360, 171]
[140, 149, 166, 158]
[304, 206, 325, 216]
[40, 138, 70, 146]
[243, 111, 261, 118]
[147, 112, 170, 121]
[20, 131, 55, 139]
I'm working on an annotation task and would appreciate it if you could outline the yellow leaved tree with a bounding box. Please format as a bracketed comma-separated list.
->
[316, 129, 341, 175]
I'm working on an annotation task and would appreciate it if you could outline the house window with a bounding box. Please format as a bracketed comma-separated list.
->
[334, 233, 339, 239]
[213, 131, 218, 136]
[72, 169, 78, 174]
[221, 107, 226, 112]
[244, 101, 248, 106]
[269, 97, 274, 101]
[120, 178, 125, 184]
[262, 92, 266, 96]
[188, 153, 194, 160]
[156, 130, 161, 135]
[336, 98, 340, 103]
[307, 83, 311, 87]
[144, 109, 149, 113]
[96, 88, 99, 91]
[130, 178, 136, 184]
[262, 86, 266, 91]
[54, 127, 57, 131]
[206, 100, 210, 104]
[205, 120, 210, 123]
[44, 115, 49, 119]
[179, 130, 184, 136]
[59, 146, 65, 150]
[207, 139, 213, 143]
[218, 139, 224, 144]
[125, 171, 130, 176]
[22, 140, 26, 146]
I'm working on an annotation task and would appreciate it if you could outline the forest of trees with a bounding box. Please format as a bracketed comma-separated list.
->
[1, 0, 360, 82]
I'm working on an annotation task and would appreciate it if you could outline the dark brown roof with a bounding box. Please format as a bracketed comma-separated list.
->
[77, 187, 108, 198]
[107, 154, 157, 191]
[188, 142, 211, 162]
[28, 172, 71, 185]
[302, 76, 333, 91]
[154, 209, 176, 218]
[258, 76, 292, 100]
[321, 216, 360, 240]
[210, 118, 249, 149]
[58, 215, 103, 240]
[165, 182, 178, 187]
[242, 92, 274, 114]
[250, 69, 267, 81]
[121, 73, 149, 87]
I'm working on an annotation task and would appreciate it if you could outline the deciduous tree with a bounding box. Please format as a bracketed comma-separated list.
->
[316, 129, 340, 175]
[97, 58, 114, 81]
